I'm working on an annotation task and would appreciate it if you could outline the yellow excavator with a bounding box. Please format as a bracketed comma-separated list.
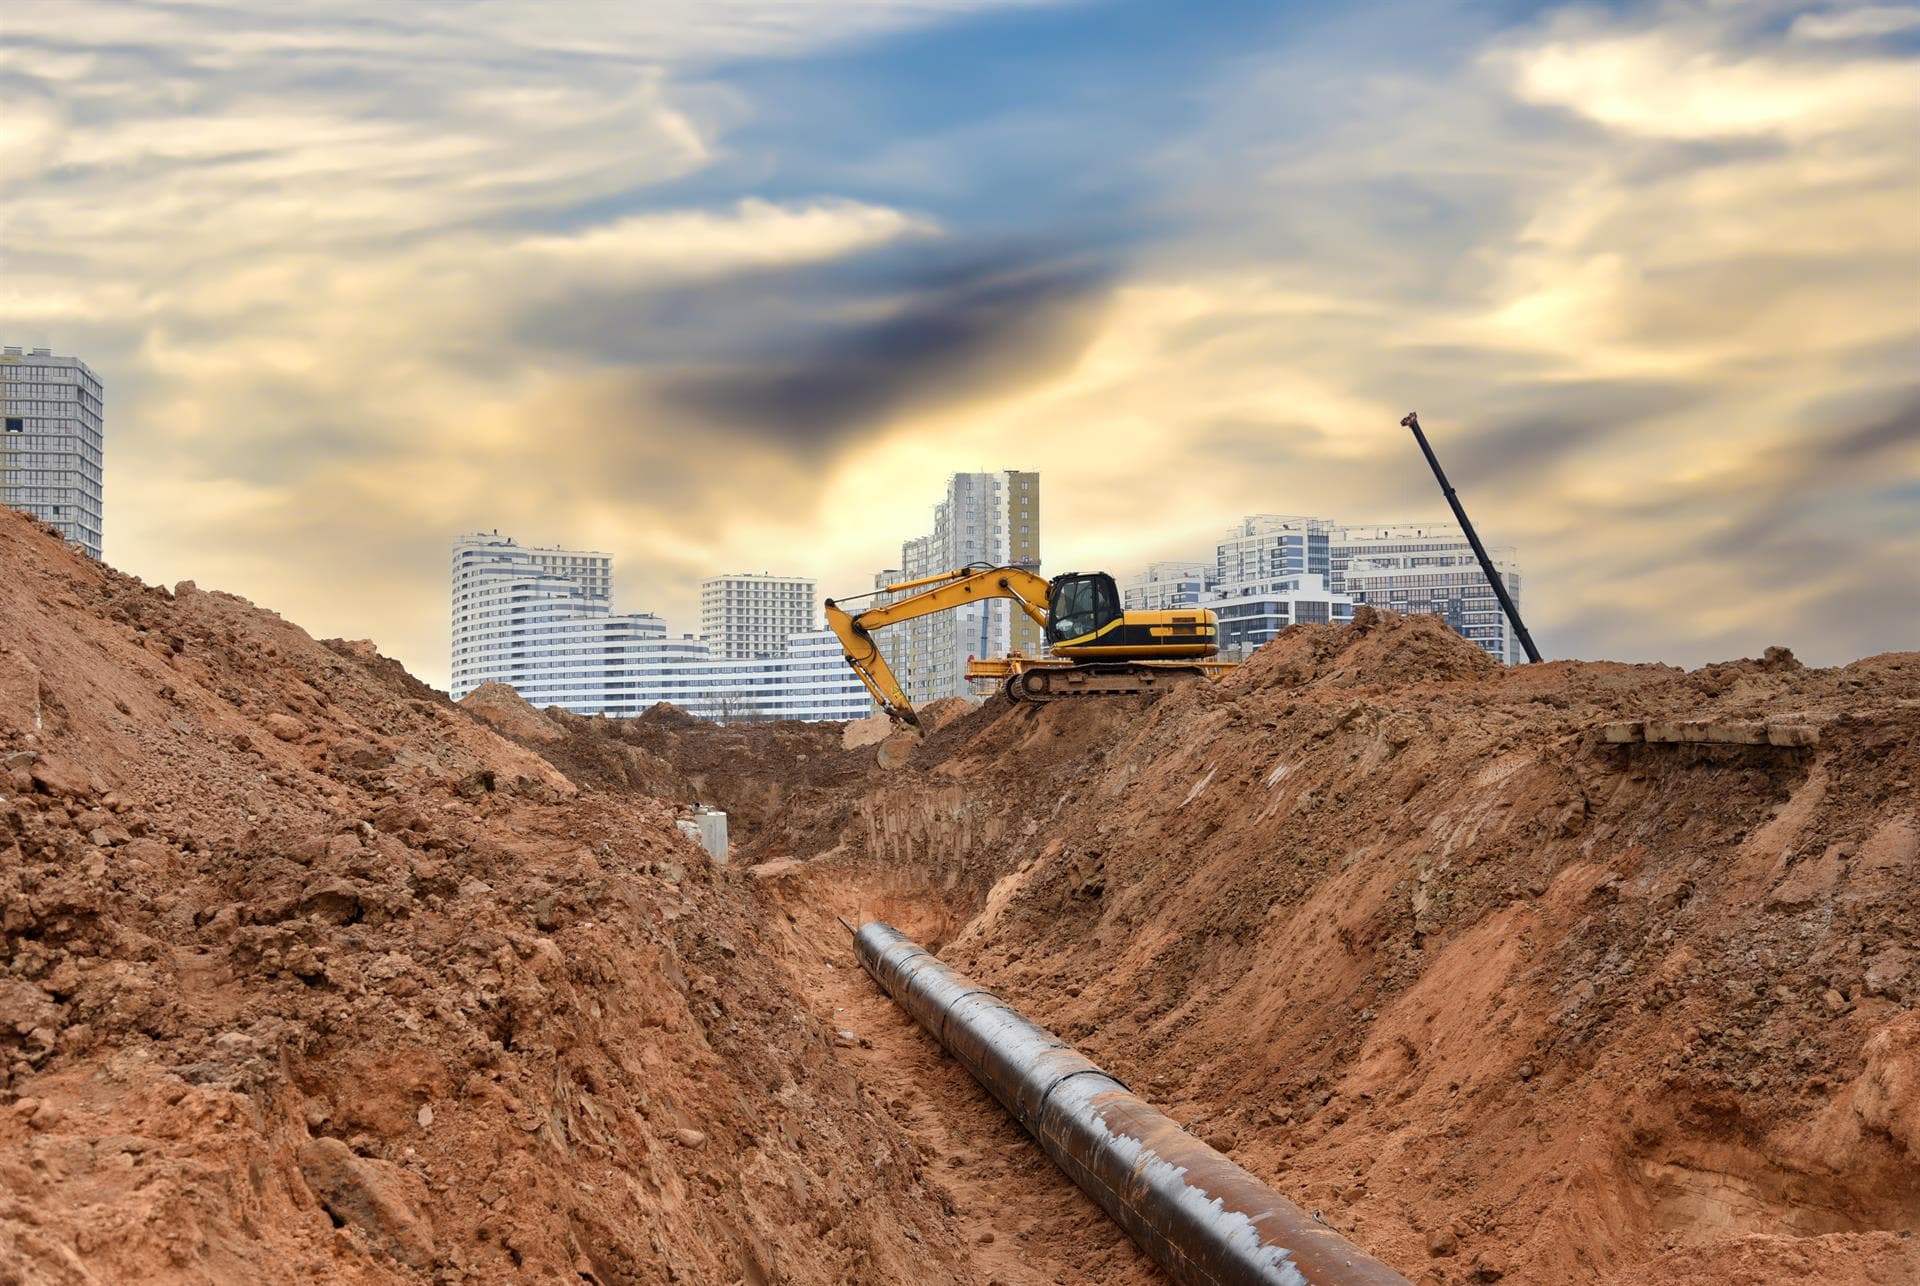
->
[825, 565, 1222, 726]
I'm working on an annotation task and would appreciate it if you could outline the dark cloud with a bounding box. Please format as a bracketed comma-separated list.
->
[1694, 389, 1920, 559]
[1559, 539, 1920, 670]
[661, 256, 1109, 447]
[1826, 394, 1920, 461]
[440, 242, 1119, 548]
[516, 244, 1115, 455]
[1801, 558, 1920, 659]
[1417, 379, 1706, 485]
[1557, 388, 1920, 591]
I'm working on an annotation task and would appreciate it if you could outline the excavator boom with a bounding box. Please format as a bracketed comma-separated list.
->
[825, 566, 1051, 726]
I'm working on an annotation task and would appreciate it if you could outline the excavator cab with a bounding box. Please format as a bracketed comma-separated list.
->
[1046, 573, 1122, 646]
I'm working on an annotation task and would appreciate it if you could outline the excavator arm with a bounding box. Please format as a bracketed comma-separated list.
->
[826, 565, 1051, 727]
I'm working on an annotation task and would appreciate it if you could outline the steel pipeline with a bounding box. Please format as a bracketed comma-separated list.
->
[853, 921, 1410, 1286]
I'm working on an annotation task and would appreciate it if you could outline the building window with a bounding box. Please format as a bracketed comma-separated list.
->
[3, 418, 20, 433]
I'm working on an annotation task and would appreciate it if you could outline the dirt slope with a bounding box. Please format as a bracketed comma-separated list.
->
[618, 609, 1920, 1285]
[0, 509, 982, 1284]
[29, 481, 1905, 1286]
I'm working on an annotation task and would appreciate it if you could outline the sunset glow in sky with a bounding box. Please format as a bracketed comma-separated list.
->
[4, 0, 1916, 685]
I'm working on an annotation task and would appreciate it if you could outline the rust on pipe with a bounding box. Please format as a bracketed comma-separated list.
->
[853, 921, 1410, 1286]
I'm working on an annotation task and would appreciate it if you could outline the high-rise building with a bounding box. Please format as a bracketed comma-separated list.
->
[1, 346, 104, 559]
[1200, 515, 1351, 657]
[450, 533, 866, 721]
[882, 471, 1040, 706]
[700, 573, 816, 659]
[1004, 471, 1042, 659]
[1214, 514, 1332, 591]
[1120, 560, 1214, 612]
[450, 532, 638, 702]
[1331, 522, 1522, 664]
[1123, 513, 1527, 662]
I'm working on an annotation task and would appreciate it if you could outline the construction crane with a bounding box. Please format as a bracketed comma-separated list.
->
[825, 565, 1221, 726]
[1400, 411, 1542, 663]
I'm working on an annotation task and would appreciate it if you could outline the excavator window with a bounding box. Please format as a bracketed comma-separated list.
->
[1048, 574, 1120, 644]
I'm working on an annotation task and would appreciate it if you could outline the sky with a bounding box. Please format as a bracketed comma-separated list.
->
[3, 0, 1916, 687]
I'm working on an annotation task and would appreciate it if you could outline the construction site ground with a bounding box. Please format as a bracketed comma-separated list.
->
[2, 504, 1916, 1284]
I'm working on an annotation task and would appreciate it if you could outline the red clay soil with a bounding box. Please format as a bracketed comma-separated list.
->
[8, 492, 1917, 1286]
[625, 610, 1920, 1286]
[0, 509, 986, 1284]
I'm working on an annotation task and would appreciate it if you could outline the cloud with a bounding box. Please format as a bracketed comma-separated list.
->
[1826, 393, 1920, 461]
[1, 0, 1069, 678]
[3, 0, 1914, 685]
[1435, 380, 1707, 485]
[861, 1, 1919, 669]
[654, 250, 1113, 448]
[1492, 14, 1917, 139]
[515, 198, 938, 279]
[1792, 5, 1920, 40]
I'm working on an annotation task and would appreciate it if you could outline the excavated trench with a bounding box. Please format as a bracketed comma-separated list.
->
[618, 631, 1919, 1285]
[475, 614, 1920, 1285]
[713, 753, 1166, 1283]
[729, 760, 1405, 1285]
[758, 862, 1165, 1285]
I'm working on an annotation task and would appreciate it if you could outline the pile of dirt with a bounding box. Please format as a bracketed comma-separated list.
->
[458, 680, 566, 744]
[475, 698, 898, 863]
[1237, 605, 1505, 690]
[641, 612, 1920, 1285]
[0, 508, 982, 1284]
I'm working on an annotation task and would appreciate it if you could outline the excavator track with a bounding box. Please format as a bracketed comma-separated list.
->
[1004, 662, 1209, 704]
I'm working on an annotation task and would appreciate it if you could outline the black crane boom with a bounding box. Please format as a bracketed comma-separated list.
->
[1399, 411, 1543, 664]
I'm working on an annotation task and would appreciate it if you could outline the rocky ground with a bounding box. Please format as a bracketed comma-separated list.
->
[585, 608, 1920, 1285]
[0, 509, 975, 1284]
[4, 499, 1915, 1285]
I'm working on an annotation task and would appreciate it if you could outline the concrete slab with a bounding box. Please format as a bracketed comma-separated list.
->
[1766, 723, 1820, 748]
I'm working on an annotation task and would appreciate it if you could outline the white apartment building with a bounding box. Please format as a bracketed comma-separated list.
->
[1, 346, 104, 559]
[450, 533, 868, 721]
[1196, 516, 1351, 657]
[879, 470, 1040, 706]
[703, 631, 872, 722]
[1332, 522, 1522, 664]
[700, 573, 816, 659]
[1124, 513, 1528, 662]
[1120, 560, 1213, 612]
[1215, 514, 1333, 591]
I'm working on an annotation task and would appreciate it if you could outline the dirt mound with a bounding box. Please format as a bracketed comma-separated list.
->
[637, 702, 707, 728]
[1237, 605, 1504, 690]
[0, 508, 978, 1284]
[917, 695, 978, 731]
[621, 608, 1920, 1284]
[458, 681, 565, 744]
[842, 710, 893, 749]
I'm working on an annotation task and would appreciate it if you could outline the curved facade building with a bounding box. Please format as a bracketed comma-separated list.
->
[450, 533, 870, 722]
